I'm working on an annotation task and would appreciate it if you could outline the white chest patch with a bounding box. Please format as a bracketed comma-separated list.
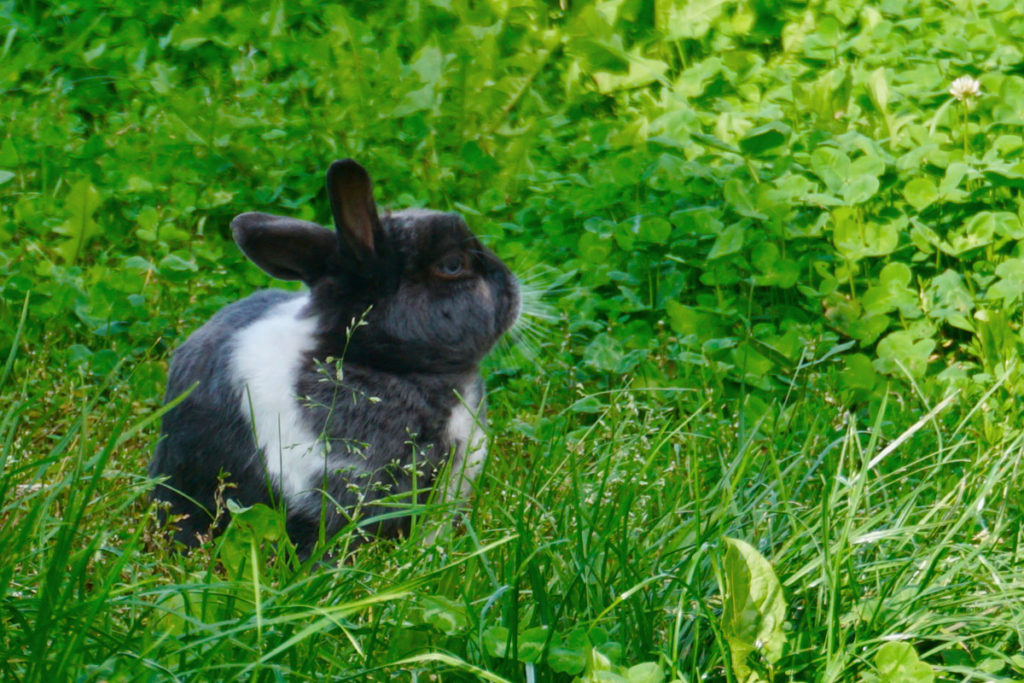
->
[231, 294, 324, 503]
[440, 382, 488, 504]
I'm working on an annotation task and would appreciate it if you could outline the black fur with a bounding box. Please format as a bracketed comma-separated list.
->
[149, 160, 518, 555]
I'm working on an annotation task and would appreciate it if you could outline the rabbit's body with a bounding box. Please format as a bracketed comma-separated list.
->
[150, 164, 516, 553]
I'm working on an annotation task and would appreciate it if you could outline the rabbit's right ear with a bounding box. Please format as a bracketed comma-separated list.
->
[232, 212, 338, 283]
[326, 159, 381, 260]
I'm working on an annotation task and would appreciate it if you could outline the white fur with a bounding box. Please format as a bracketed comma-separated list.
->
[440, 382, 487, 503]
[389, 208, 444, 228]
[423, 383, 488, 545]
[391, 208, 442, 219]
[231, 294, 324, 503]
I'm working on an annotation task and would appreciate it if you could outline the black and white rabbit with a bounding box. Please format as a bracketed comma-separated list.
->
[149, 159, 519, 554]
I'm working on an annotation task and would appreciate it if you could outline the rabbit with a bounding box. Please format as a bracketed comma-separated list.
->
[149, 159, 519, 555]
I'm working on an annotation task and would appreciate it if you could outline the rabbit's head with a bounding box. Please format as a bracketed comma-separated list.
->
[231, 160, 519, 374]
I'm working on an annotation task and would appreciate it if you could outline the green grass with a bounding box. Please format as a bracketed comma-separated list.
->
[5, 0, 1024, 680]
[3, 328, 1024, 680]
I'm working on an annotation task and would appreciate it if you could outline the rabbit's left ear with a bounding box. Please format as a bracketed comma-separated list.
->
[326, 159, 381, 260]
[231, 212, 338, 283]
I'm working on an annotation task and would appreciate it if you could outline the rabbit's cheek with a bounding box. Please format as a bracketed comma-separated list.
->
[492, 273, 520, 334]
[476, 279, 493, 306]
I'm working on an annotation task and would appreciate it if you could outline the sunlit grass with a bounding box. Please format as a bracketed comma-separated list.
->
[4, 1, 1024, 680]
[3, 330, 1024, 681]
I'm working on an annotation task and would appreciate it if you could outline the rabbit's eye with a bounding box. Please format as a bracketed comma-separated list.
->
[433, 252, 471, 280]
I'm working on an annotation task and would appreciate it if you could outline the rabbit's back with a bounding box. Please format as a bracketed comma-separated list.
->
[151, 289, 303, 543]
[150, 160, 516, 553]
[166, 290, 299, 401]
[152, 287, 489, 547]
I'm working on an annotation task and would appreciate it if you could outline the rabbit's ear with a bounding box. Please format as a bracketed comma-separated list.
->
[326, 159, 381, 258]
[231, 212, 338, 283]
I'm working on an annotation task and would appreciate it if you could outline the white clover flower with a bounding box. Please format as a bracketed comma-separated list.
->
[949, 75, 982, 102]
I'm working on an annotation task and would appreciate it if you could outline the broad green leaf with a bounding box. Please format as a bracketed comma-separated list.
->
[867, 67, 889, 114]
[845, 309, 890, 345]
[690, 131, 741, 154]
[0, 170, 14, 185]
[874, 331, 935, 378]
[983, 160, 1024, 188]
[832, 210, 901, 260]
[218, 501, 287, 580]
[731, 3, 756, 33]
[593, 53, 669, 93]
[731, 343, 775, 389]
[123, 256, 156, 271]
[874, 641, 935, 683]
[719, 537, 787, 681]
[992, 134, 1024, 156]
[978, 657, 1005, 675]
[938, 162, 968, 198]
[750, 247, 799, 287]
[879, 262, 912, 287]
[568, 1, 620, 42]
[136, 206, 159, 237]
[924, 270, 973, 331]
[770, 172, 815, 201]
[802, 16, 842, 59]
[985, 278, 1024, 304]
[655, 0, 729, 40]
[548, 642, 587, 675]
[483, 626, 510, 658]
[408, 43, 444, 85]
[615, 215, 671, 249]
[990, 211, 1024, 239]
[840, 353, 877, 393]
[739, 122, 790, 155]
[708, 223, 745, 259]
[596, 640, 623, 663]
[614, 220, 638, 251]
[751, 242, 779, 273]
[583, 333, 625, 372]
[461, 140, 497, 172]
[625, 662, 665, 683]
[995, 257, 1024, 282]
[83, 41, 106, 64]
[903, 177, 938, 211]
[945, 212, 996, 255]
[850, 154, 885, 178]
[578, 647, 622, 681]
[841, 174, 879, 204]
[976, 309, 1018, 370]
[578, 232, 613, 263]
[671, 56, 723, 98]
[723, 179, 767, 219]
[910, 222, 941, 253]
[811, 147, 851, 193]
[158, 254, 198, 272]
[516, 626, 548, 664]
[637, 216, 672, 243]
[393, 83, 438, 117]
[802, 192, 844, 207]
[422, 595, 467, 635]
[862, 262, 918, 316]
[666, 301, 715, 339]
[53, 179, 102, 263]
[988, 258, 1024, 304]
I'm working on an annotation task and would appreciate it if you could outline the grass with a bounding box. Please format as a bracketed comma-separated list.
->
[2, 316, 1024, 681]
[5, 1, 1024, 679]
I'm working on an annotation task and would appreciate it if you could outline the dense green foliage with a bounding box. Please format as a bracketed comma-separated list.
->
[3, 0, 1024, 680]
